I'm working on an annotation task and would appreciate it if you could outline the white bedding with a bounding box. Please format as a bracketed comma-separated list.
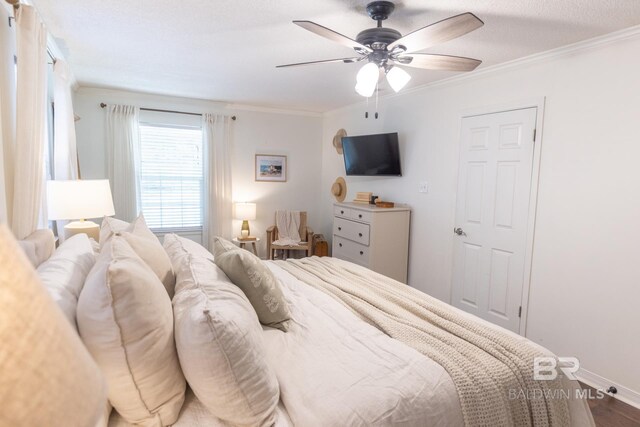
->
[263, 262, 464, 426]
[263, 261, 594, 427]
[108, 256, 592, 426]
[108, 389, 293, 427]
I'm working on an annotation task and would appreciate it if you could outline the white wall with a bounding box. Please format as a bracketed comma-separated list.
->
[321, 31, 640, 397]
[73, 87, 323, 256]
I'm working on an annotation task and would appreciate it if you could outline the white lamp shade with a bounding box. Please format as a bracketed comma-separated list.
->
[386, 66, 411, 92]
[234, 202, 257, 220]
[47, 180, 115, 220]
[355, 63, 379, 97]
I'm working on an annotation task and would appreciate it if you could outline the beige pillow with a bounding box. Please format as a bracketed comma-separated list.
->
[37, 233, 96, 329]
[164, 233, 214, 263]
[171, 244, 280, 426]
[99, 216, 130, 245]
[213, 237, 291, 331]
[101, 214, 176, 298]
[17, 228, 55, 267]
[121, 230, 176, 298]
[0, 225, 107, 427]
[77, 236, 186, 426]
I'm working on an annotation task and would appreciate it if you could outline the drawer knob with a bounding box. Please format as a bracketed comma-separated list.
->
[358, 214, 363, 218]
[339, 243, 343, 247]
[358, 232, 362, 237]
[341, 210, 344, 214]
[360, 251, 364, 255]
[338, 227, 342, 231]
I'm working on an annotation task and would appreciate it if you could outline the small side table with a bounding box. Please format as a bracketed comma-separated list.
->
[232, 237, 260, 256]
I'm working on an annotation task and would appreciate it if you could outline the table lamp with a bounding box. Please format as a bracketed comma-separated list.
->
[47, 179, 115, 241]
[234, 202, 256, 239]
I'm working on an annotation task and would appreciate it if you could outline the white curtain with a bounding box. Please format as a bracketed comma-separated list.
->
[0, 3, 16, 225]
[106, 105, 139, 222]
[52, 60, 78, 239]
[202, 113, 233, 249]
[12, 5, 48, 239]
[0, 97, 6, 223]
[53, 60, 78, 181]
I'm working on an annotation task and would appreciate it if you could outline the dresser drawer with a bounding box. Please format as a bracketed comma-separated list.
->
[333, 217, 370, 246]
[349, 209, 372, 223]
[332, 236, 370, 267]
[334, 206, 351, 219]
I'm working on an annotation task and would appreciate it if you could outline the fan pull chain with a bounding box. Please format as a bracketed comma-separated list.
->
[375, 80, 379, 119]
[365, 96, 369, 119]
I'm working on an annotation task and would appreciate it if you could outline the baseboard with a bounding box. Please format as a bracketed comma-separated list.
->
[576, 368, 640, 409]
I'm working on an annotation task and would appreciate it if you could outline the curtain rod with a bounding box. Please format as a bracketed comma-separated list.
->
[6, 0, 56, 63]
[99, 103, 237, 121]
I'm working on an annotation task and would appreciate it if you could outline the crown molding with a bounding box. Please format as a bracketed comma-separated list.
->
[226, 103, 322, 118]
[325, 24, 640, 117]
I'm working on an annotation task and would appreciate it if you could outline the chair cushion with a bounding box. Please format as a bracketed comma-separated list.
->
[0, 225, 107, 427]
[77, 236, 186, 426]
[37, 233, 96, 329]
[168, 238, 280, 426]
[213, 237, 291, 331]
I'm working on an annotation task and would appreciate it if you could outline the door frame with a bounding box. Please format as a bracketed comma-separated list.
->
[453, 97, 546, 336]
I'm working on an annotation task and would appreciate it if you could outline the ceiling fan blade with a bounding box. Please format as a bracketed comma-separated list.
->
[396, 53, 482, 71]
[293, 21, 372, 53]
[276, 57, 362, 68]
[388, 13, 483, 52]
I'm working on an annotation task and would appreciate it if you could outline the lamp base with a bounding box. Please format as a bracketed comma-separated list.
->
[64, 220, 100, 242]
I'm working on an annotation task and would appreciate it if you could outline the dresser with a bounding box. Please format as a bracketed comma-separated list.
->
[332, 202, 410, 283]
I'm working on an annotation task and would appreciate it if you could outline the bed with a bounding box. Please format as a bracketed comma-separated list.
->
[12, 225, 594, 427]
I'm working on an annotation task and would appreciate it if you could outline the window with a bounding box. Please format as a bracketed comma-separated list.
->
[138, 122, 204, 231]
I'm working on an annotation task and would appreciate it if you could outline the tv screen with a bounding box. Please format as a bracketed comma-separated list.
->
[342, 132, 401, 176]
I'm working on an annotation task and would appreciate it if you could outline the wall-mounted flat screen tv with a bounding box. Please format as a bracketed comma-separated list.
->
[342, 132, 402, 176]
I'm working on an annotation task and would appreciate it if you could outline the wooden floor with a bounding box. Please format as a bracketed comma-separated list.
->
[580, 382, 640, 426]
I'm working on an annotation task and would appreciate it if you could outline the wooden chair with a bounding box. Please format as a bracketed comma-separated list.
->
[266, 211, 314, 260]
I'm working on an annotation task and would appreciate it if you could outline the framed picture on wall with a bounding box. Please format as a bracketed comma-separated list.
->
[255, 154, 287, 182]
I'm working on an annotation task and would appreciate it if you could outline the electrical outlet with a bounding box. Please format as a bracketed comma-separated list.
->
[419, 181, 429, 193]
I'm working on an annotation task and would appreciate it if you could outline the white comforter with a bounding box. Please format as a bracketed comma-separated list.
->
[263, 262, 464, 426]
[263, 261, 594, 427]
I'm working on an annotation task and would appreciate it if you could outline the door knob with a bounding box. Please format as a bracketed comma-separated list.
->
[454, 227, 467, 236]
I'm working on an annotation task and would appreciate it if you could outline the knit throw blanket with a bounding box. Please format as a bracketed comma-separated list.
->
[273, 210, 301, 246]
[275, 257, 570, 427]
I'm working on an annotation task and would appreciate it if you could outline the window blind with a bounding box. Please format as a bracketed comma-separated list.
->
[138, 124, 203, 230]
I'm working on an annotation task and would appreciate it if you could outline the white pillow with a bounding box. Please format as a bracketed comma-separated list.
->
[163, 233, 213, 274]
[77, 236, 186, 426]
[0, 225, 107, 427]
[18, 228, 55, 267]
[169, 239, 280, 426]
[37, 233, 96, 329]
[101, 214, 176, 298]
[99, 216, 130, 245]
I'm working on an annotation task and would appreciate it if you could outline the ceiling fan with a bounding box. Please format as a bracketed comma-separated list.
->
[277, 1, 484, 97]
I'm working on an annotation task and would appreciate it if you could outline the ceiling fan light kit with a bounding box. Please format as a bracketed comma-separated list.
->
[278, 1, 484, 98]
[386, 66, 411, 92]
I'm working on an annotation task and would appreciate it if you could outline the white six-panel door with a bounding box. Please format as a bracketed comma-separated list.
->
[452, 108, 537, 332]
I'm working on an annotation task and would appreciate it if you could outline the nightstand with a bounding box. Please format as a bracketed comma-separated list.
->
[232, 237, 260, 256]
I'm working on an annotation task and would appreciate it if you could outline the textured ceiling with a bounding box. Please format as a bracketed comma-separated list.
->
[32, 0, 640, 112]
